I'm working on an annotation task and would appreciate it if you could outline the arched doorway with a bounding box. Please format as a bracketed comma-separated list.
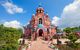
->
[39, 29, 43, 36]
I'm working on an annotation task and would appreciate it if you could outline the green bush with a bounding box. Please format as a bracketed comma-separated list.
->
[0, 24, 22, 50]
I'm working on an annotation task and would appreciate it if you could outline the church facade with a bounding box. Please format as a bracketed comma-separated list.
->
[24, 6, 56, 40]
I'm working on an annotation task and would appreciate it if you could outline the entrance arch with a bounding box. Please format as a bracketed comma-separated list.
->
[39, 29, 43, 36]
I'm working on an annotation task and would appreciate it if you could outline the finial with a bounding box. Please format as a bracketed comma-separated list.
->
[39, 3, 42, 7]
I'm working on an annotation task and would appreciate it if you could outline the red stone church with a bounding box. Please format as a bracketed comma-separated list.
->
[23, 6, 56, 40]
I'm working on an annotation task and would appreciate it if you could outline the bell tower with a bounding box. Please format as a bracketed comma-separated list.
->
[36, 7, 44, 14]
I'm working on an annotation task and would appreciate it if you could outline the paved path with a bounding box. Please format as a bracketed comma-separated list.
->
[28, 37, 53, 50]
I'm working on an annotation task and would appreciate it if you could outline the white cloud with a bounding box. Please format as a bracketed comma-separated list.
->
[3, 20, 21, 28]
[51, 16, 60, 26]
[60, 0, 80, 28]
[1, 2, 24, 14]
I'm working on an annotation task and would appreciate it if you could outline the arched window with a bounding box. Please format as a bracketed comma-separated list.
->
[37, 9, 43, 13]
[40, 10, 42, 13]
[39, 18, 42, 24]
[47, 28, 49, 34]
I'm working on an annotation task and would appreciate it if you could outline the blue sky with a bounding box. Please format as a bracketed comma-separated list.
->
[0, 0, 75, 28]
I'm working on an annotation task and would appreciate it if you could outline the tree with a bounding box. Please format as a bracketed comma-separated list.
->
[63, 27, 72, 33]
[67, 32, 80, 50]
[63, 26, 80, 33]
[0, 24, 22, 50]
